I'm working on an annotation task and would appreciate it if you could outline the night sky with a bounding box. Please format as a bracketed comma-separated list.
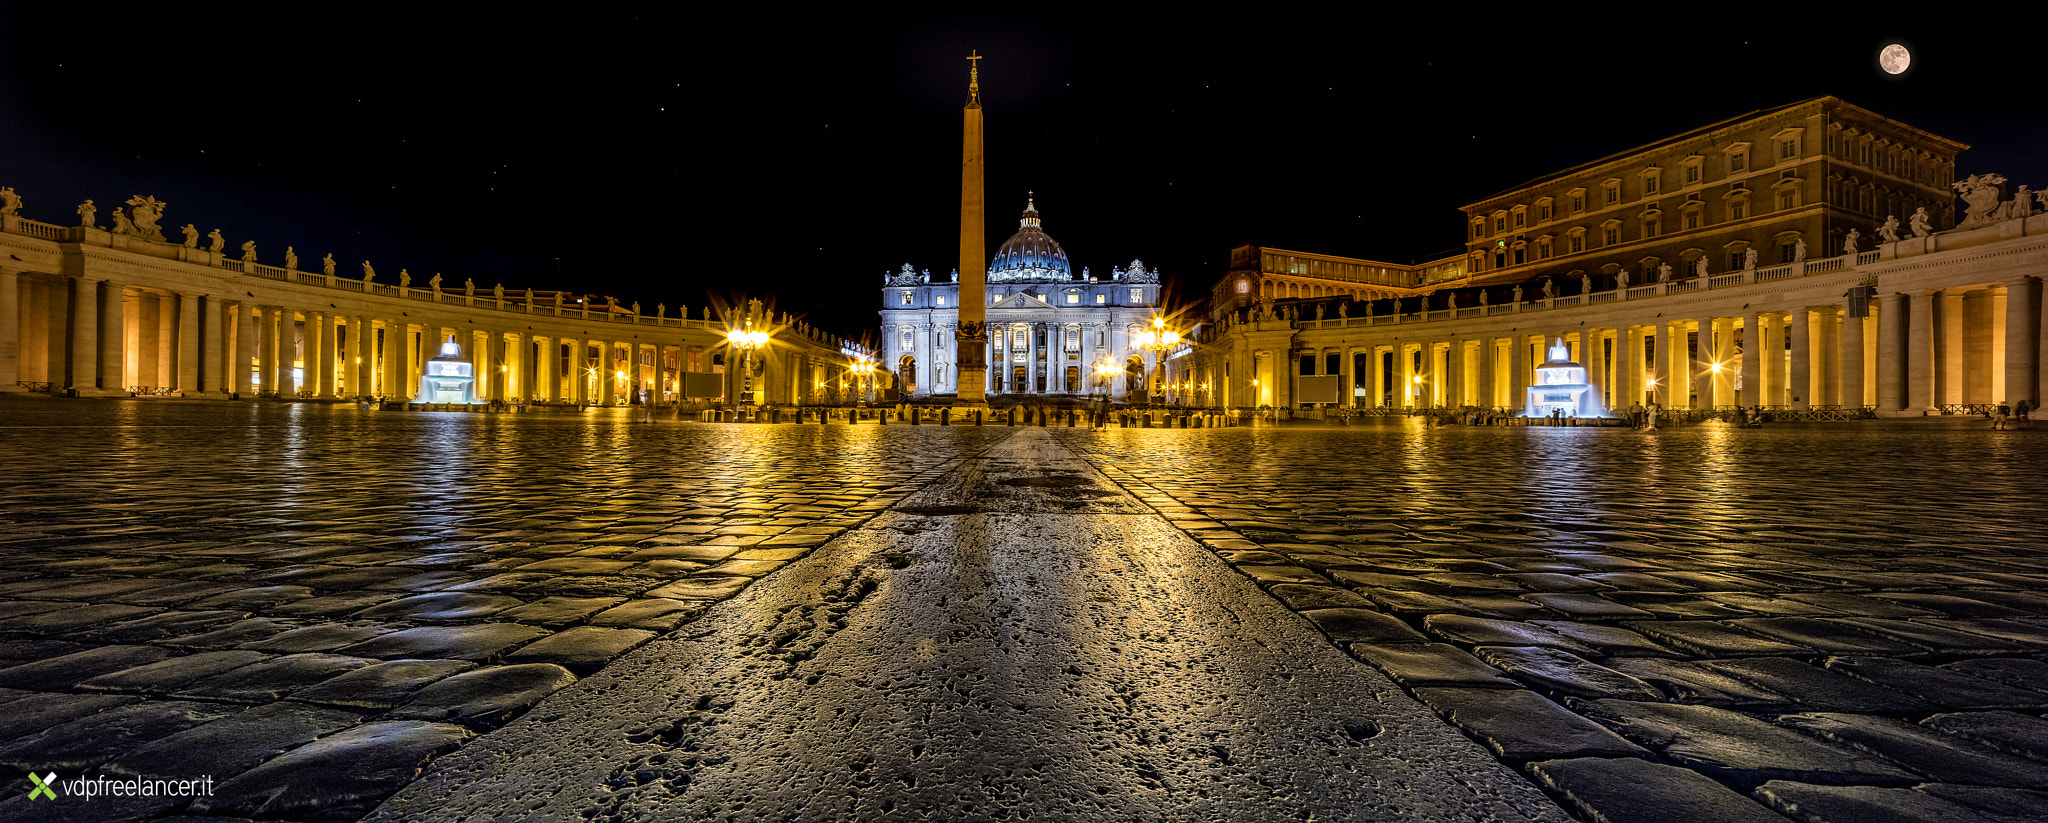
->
[3, 7, 2042, 341]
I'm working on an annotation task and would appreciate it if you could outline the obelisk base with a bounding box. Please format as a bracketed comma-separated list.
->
[955, 366, 987, 406]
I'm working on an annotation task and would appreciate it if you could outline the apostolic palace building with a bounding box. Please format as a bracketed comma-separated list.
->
[1168, 96, 2046, 417]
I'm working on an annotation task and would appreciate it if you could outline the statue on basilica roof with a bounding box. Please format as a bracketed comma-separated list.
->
[1878, 215, 1901, 243]
[1910, 208, 1932, 238]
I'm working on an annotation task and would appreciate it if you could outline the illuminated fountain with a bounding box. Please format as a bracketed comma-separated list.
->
[419, 335, 477, 403]
[1524, 337, 1606, 418]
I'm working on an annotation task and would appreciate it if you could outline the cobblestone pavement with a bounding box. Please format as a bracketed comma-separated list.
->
[0, 400, 1007, 821]
[1052, 420, 2048, 823]
[4, 399, 2046, 822]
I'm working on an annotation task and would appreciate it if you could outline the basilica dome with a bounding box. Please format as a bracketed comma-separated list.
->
[988, 197, 1071, 282]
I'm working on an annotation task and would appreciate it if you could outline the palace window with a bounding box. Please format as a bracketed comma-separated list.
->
[1684, 157, 1702, 184]
[1512, 243, 1525, 265]
[1066, 292, 1080, 304]
[1644, 216, 1661, 237]
[1472, 219, 1486, 239]
[1602, 223, 1619, 246]
[1568, 188, 1586, 213]
[1779, 138, 1797, 160]
[1728, 146, 1749, 172]
[1603, 180, 1621, 205]
[1778, 189, 1796, 210]
[1096, 294, 1107, 304]
[900, 291, 913, 306]
[1641, 168, 1661, 195]
[1730, 200, 1748, 220]
[1494, 212, 1507, 233]
[1779, 239, 1799, 263]
[1512, 207, 1526, 229]
[1131, 288, 1144, 303]
[1536, 198, 1553, 221]
[1538, 237, 1552, 259]
[1568, 230, 1585, 254]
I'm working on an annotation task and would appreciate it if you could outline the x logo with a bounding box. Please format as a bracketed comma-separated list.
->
[27, 771, 57, 800]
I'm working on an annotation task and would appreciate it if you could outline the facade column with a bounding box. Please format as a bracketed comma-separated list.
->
[273, 308, 298, 398]
[176, 293, 201, 393]
[1843, 306, 1868, 409]
[1875, 292, 1906, 411]
[1788, 308, 1812, 409]
[0, 269, 18, 391]
[1506, 335, 1528, 413]
[44, 277, 70, 389]
[1906, 289, 1936, 413]
[156, 293, 176, 389]
[1941, 289, 1966, 406]
[570, 339, 589, 405]
[2003, 277, 2038, 408]
[1368, 346, 1386, 407]
[96, 281, 125, 393]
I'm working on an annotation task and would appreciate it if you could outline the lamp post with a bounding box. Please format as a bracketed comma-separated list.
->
[849, 358, 877, 406]
[726, 317, 770, 417]
[1134, 315, 1182, 407]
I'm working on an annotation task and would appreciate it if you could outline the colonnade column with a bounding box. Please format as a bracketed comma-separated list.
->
[199, 295, 223, 394]
[1444, 339, 1463, 408]
[1340, 344, 1356, 408]
[1582, 330, 1604, 413]
[1396, 343, 1415, 407]
[535, 337, 556, 402]
[95, 281, 124, 393]
[0, 269, 19, 391]
[1843, 306, 1868, 409]
[1875, 292, 1906, 411]
[1906, 289, 1936, 413]
[230, 303, 254, 396]
[1616, 326, 1639, 409]
[1740, 314, 1763, 407]
[313, 313, 335, 398]
[1816, 309, 1839, 406]
[1506, 336, 1528, 412]
[1941, 290, 1966, 405]
[1482, 337, 1499, 407]
[378, 320, 400, 398]
[2003, 277, 2038, 408]
[1654, 323, 1675, 407]
[274, 309, 297, 398]
[175, 293, 201, 393]
[1788, 308, 1812, 409]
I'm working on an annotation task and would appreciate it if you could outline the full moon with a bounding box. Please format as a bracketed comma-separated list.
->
[1880, 43, 1911, 75]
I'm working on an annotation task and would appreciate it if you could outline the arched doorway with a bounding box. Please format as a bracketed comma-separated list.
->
[1125, 355, 1146, 400]
[899, 355, 916, 395]
[1065, 365, 1080, 393]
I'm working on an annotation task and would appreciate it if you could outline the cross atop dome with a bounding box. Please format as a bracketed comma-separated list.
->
[966, 51, 982, 108]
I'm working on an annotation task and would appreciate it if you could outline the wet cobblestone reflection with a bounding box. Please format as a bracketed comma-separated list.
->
[1053, 420, 2048, 823]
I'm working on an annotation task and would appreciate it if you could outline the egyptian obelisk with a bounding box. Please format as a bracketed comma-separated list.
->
[954, 52, 989, 403]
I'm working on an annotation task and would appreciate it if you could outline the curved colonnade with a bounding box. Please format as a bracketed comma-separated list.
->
[1182, 211, 2048, 417]
[0, 212, 858, 406]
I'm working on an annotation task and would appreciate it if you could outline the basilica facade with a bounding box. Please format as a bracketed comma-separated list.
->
[879, 198, 1165, 401]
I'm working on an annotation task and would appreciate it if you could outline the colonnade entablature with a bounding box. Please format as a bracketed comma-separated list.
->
[1172, 204, 2048, 417]
[0, 194, 869, 406]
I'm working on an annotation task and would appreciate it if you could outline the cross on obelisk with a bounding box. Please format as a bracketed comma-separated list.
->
[955, 50, 989, 403]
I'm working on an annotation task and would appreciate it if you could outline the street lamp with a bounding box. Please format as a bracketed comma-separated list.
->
[1133, 315, 1182, 406]
[848, 357, 877, 406]
[726, 317, 771, 413]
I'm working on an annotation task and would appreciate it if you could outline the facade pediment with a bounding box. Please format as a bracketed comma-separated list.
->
[992, 292, 1054, 310]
